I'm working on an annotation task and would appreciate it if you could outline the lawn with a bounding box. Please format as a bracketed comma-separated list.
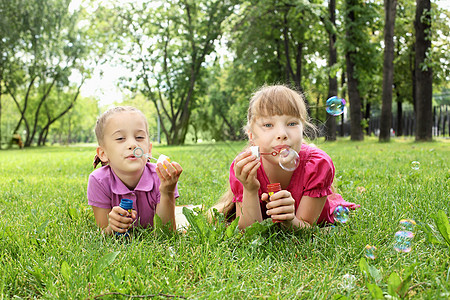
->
[0, 138, 449, 299]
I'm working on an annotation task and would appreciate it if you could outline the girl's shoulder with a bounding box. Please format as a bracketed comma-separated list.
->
[89, 165, 113, 180]
[300, 143, 332, 163]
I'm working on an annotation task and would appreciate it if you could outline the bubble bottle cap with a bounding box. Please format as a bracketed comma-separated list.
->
[119, 198, 133, 211]
[250, 146, 260, 158]
[116, 198, 133, 237]
[266, 183, 282, 223]
[267, 183, 281, 196]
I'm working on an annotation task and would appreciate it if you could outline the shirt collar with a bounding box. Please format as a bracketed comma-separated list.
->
[110, 163, 155, 194]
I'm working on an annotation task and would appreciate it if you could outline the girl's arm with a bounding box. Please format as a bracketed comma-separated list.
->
[264, 193, 326, 228]
[292, 195, 327, 228]
[233, 150, 263, 229]
[155, 160, 183, 231]
[91, 206, 136, 235]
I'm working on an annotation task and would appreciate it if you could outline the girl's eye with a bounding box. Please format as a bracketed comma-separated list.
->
[115, 137, 125, 141]
[288, 122, 298, 126]
[263, 123, 273, 128]
[136, 136, 145, 140]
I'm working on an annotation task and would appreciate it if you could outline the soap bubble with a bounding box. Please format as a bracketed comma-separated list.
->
[326, 96, 346, 116]
[399, 219, 416, 232]
[364, 245, 377, 260]
[341, 274, 356, 290]
[411, 161, 420, 170]
[279, 148, 300, 171]
[394, 231, 414, 253]
[333, 206, 350, 223]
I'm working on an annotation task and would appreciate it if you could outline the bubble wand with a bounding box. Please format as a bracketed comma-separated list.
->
[133, 147, 171, 166]
[250, 146, 300, 172]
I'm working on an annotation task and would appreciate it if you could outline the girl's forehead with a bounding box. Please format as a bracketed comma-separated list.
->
[105, 112, 147, 130]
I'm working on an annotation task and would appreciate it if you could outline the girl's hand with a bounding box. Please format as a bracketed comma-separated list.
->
[234, 150, 261, 191]
[108, 206, 137, 233]
[263, 190, 295, 224]
[156, 160, 183, 194]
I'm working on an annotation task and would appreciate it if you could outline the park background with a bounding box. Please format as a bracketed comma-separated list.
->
[0, 0, 449, 147]
[0, 0, 449, 299]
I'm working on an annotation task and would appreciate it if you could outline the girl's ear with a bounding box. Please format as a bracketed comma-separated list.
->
[97, 146, 109, 163]
[247, 131, 254, 145]
[147, 143, 153, 155]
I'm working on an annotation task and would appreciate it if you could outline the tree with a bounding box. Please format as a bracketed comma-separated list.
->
[379, 0, 397, 142]
[344, 0, 364, 141]
[110, 0, 237, 145]
[324, 0, 338, 141]
[1, 0, 90, 147]
[414, 0, 432, 141]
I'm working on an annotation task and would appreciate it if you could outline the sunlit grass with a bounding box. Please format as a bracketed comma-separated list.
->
[0, 138, 448, 298]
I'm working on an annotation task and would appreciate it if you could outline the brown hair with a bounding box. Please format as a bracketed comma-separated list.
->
[208, 85, 315, 222]
[94, 106, 149, 146]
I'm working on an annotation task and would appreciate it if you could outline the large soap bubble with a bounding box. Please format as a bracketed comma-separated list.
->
[326, 96, 346, 116]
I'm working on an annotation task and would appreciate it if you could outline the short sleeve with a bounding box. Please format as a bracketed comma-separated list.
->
[229, 160, 244, 203]
[87, 172, 113, 209]
[302, 147, 335, 198]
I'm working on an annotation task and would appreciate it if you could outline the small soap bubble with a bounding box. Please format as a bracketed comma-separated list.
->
[341, 274, 356, 290]
[411, 161, 420, 170]
[399, 219, 416, 232]
[364, 245, 377, 260]
[326, 96, 346, 116]
[333, 206, 350, 224]
[393, 231, 414, 253]
[278, 148, 300, 171]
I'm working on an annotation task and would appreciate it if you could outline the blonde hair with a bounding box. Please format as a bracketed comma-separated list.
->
[245, 84, 312, 132]
[209, 85, 315, 222]
[94, 106, 149, 145]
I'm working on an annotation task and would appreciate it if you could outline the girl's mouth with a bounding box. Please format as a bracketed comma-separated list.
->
[273, 145, 290, 152]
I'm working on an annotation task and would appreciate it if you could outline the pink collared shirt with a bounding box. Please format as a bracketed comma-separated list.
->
[87, 162, 179, 228]
[229, 144, 359, 224]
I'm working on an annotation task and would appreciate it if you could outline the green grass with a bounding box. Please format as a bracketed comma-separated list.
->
[0, 138, 449, 299]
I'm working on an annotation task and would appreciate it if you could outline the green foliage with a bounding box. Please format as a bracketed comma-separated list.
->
[0, 139, 449, 298]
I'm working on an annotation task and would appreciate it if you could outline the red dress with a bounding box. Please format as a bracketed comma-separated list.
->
[229, 144, 360, 224]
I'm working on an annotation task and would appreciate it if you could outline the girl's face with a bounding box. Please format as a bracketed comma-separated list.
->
[249, 114, 303, 165]
[97, 111, 150, 178]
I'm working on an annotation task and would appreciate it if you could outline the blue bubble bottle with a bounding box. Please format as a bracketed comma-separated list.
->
[116, 198, 133, 237]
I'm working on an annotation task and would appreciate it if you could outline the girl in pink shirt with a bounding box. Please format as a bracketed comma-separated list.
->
[87, 106, 182, 235]
[213, 85, 358, 229]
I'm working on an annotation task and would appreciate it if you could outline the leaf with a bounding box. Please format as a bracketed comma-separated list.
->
[434, 210, 450, 246]
[359, 258, 370, 279]
[244, 220, 271, 240]
[153, 214, 163, 229]
[60, 261, 72, 283]
[67, 207, 79, 220]
[420, 222, 443, 245]
[226, 217, 239, 238]
[89, 251, 120, 280]
[387, 272, 401, 297]
[398, 264, 416, 297]
[367, 283, 384, 299]
[183, 206, 204, 238]
[36, 219, 50, 234]
[368, 265, 382, 283]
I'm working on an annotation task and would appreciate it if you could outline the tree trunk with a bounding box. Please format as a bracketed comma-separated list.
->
[345, 0, 364, 141]
[396, 99, 403, 136]
[379, 0, 397, 142]
[414, 0, 432, 141]
[325, 0, 337, 141]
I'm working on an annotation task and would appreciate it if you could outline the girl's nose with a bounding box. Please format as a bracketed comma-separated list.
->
[277, 128, 288, 140]
[128, 142, 138, 150]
